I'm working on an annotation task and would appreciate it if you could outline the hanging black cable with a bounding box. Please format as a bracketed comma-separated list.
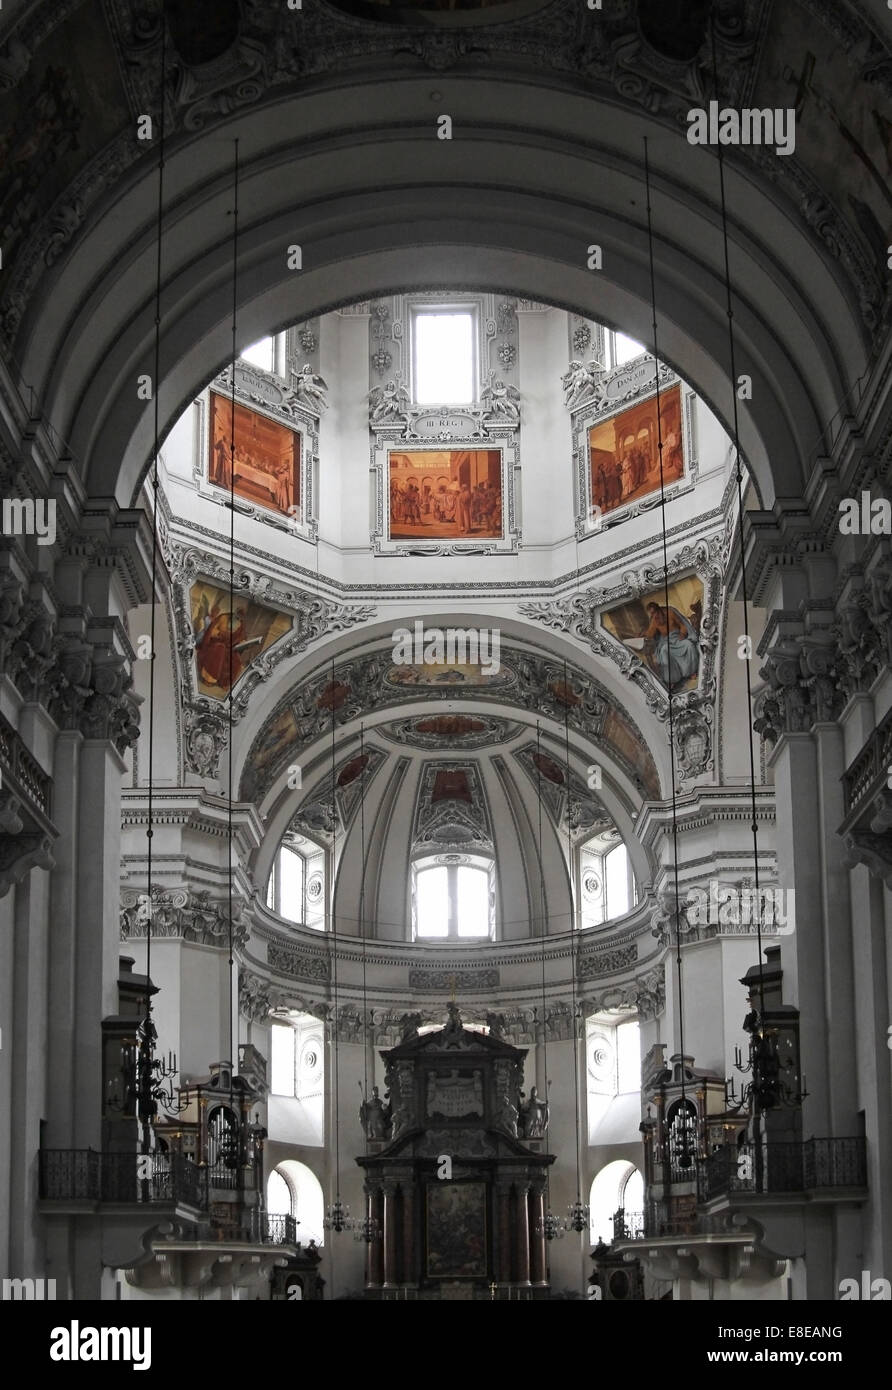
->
[226, 140, 240, 1130]
[562, 664, 589, 1230]
[535, 723, 561, 1241]
[132, 3, 187, 1164]
[643, 137, 693, 1165]
[324, 657, 348, 1232]
[359, 724, 368, 1121]
[708, 21, 765, 1021]
[355, 724, 380, 1243]
[142, 7, 167, 1101]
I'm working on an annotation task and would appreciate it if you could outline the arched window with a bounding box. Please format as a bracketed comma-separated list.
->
[580, 837, 637, 928]
[589, 1160, 643, 1245]
[412, 854, 494, 939]
[267, 1168, 292, 1216]
[267, 1161, 325, 1244]
[266, 843, 305, 922]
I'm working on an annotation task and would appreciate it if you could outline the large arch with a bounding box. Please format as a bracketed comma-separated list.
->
[12, 74, 869, 510]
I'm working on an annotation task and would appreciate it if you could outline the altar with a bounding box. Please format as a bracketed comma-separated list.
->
[357, 1005, 554, 1299]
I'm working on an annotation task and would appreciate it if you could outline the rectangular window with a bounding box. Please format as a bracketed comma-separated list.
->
[615, 1021, 640, 1093]
[411, 308, 477, 405]
[240, 336, 275, 373]
[604, 843, 631, 919]
[270, 1023, 296, 1096]
[608, 331, 645, 369]
[279, 845, 304, 923]
[456, 866, 489, 937]
[416, 864, 450, 937]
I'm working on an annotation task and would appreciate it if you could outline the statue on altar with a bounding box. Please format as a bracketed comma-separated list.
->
[519, 1086, 549, 1139]
[360, 1084, 391, 1141]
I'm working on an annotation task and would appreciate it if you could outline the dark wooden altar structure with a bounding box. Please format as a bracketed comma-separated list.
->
[357, 1005, 554, 1299]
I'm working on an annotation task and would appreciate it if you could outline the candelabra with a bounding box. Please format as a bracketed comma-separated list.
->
[537, 1198, 590, 1239]
[725, 1010, 807, 1113]
[108, 1016, 189, 1125]
[323, 1197, 351, 1233]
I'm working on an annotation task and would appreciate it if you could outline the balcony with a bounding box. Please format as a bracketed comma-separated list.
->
[841, 708, 892, 885]
[38, 1148, 302, 1251]
[0, 708, 56, 897]
[699, 1137, 867, 1204]
[39, 1148, 208, 1210]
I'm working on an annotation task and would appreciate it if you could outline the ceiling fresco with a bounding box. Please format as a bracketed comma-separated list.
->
[239, 641, 661, 805]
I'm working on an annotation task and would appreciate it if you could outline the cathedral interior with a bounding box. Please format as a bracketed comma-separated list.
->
[1, 0, 891, 1316]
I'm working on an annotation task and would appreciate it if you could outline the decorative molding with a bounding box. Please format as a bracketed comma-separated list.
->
[412, 761, 493, 855]
[291, 744, 388, 841]
[407, 967, 500, 992]
[193, 366, 320, 543]
[120, 886, 250, 949]
[583, 964, 666, 1021]
[577, 941, 638, 979]
[375, 713, 517, 752]
[568, 358, 697, 540]
[519, 533, 724, 726]
[1, 0, 885, 352]
[266, 938, 331, 982]
[166, 543, 374, 777]
[239, 966, 286, 1023]
[240, 637, 658, 805]
[512, 740, 609, 838]
[753, 627, 844, 745]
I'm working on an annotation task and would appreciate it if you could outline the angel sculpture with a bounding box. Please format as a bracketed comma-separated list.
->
[368, 378, 410, 423]
[288, 363, 329, 412]
[561, 358, 607, 410]
[480, 372, 520, 423]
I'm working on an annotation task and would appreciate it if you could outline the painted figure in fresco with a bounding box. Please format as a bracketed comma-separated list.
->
[643, 601, 700, 689]
[195, 605, 262, 691]
[457, 482, 473, 534]
[212, 435, 231, 487]
[274, 459, 293, 512]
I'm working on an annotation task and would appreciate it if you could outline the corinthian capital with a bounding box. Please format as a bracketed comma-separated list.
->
[754, 631, 842, 743]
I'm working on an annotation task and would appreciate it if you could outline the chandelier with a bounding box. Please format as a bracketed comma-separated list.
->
[725, 1006, 807, 1112]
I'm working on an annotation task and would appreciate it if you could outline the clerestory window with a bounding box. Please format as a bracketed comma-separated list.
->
[410, 306, 478, 405]
[413, 855, 494, 939]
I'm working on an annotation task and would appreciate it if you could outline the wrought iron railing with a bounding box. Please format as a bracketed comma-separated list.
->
[699, 1137, 867, 1203]
[612, 1207, 644, 1241]
[256, 1212, 300, 1246]
[614, 1203, 742, 1241]
[39, 1149, 208, 1210]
